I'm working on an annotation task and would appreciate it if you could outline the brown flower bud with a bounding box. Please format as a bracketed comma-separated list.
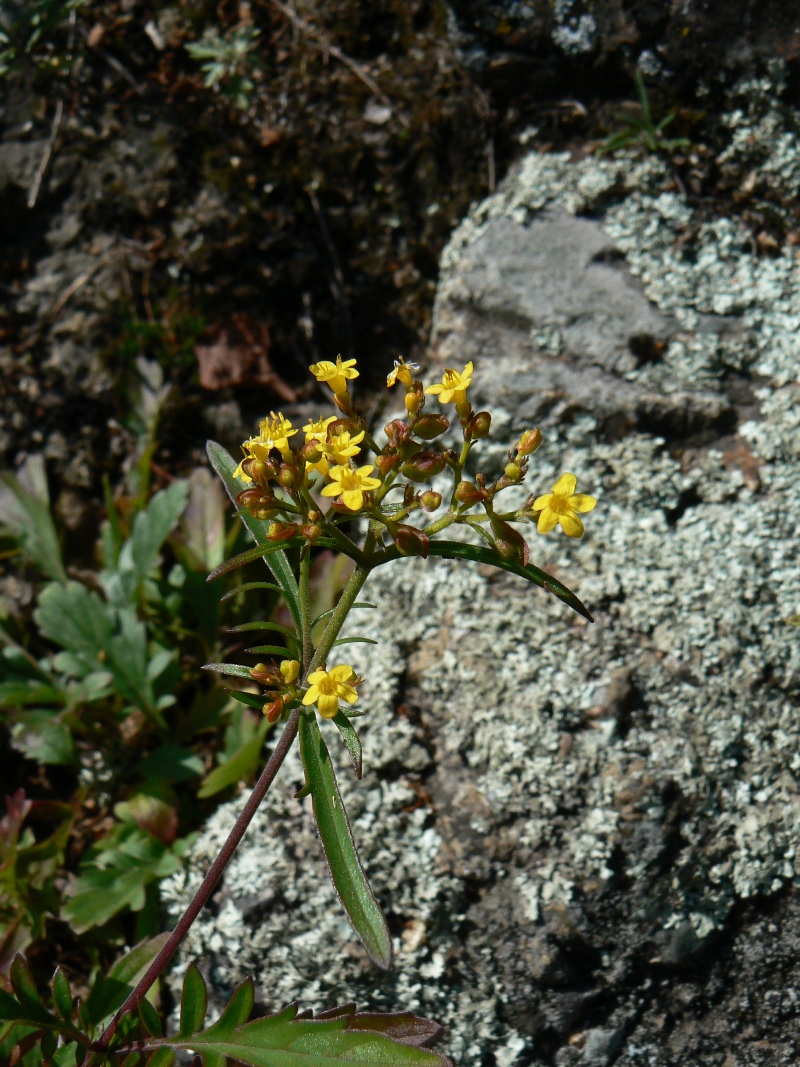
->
[250, 663, 279, 685]
[278, 464, 299, 490]
[517, 428, 543, 457]
[455, 480, 486, 505]
[333, 391, 354, 416]
[504, 461, 524, 483]
[301, 523, 323, 544]
[375, 449, 402, 476]
[491, 518, 530, 567]
[400, 450, 446, 483]
[419, 490, 442, 512]
[263, 696, 284, 723]
[393, 524, 430, 558]
[267, 522, 300, 542]
[255, 508, 277, 521]
[249, 458, 279, 486]
[385, 419, 411, 448]
[299, 440, 323, 464]
[468, 411, 492, 440]
[414, 414, 449, 440]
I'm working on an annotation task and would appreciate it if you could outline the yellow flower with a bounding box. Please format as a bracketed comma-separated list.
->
[279, 659, 300, 685]
[302, 664, 359, 718]
[532, 473, 597, 538]
[233, 411, 298, 480]
[309, 356, 359, 396]
[387, 357, 419, 388]
[425, 361, 474, 405]
[303, 415, 338, 476]
[320, 464, 381, 511]
[327, 428, 364, 466]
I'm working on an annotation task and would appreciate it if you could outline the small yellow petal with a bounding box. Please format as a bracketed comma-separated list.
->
[536, 508, 559, 534]
[330, 665, 356, 683]
[559, 512, 585, 538]
[318, 693, 339, 717]
[532, 493, 553, 512]
[302, 686, 319, 706]
[552, 472, 578, 497]
[341, 488, 364, 510]
[320, 482, 341, 497]
[341, 687, 359, 705]
[569, 494, 597, 513]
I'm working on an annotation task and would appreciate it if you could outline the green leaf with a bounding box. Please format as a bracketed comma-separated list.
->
[331, 712, 362, 779]
[9, 710, 76, 765]
[384, 540, 593, 622]
[331, 637, 378, 647]
[311, 602, 375, 627]
[299, 713, 391, 970]
[220, 581, 284, 602]
[137, 745, 204, 784]
[206, 441, 302, 632]
[52, 968, 73, 1023]
[242, 645, 293, 657]
[85, 935, 169, 1026]
[201, 662, 257, 679]
[106, 481, 190, 605]
[226, 689, 269, 710]
[226, 620, 298, 640]
[197, 717, 271, 798]
[139, 997, 162, 1037]
[156, 998, 452, 1067]
[175, 467, 226, 573]
[179, 963, 207, 1037]
[10, 956, 42, 1014]
[207, 542, 305, 583]
[0, 963, 84, 1046]
[146, 1049, 175, 1067]
[0, 456, 67, 583]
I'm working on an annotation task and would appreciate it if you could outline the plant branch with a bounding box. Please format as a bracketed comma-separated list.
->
[299, 546, 313, 669]
[86, 708, 301, 1063]
[309, 564, 370, 672]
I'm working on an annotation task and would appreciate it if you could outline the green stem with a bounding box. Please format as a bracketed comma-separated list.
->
[299, 545, 313, 670]
[310, 563, 371, 672]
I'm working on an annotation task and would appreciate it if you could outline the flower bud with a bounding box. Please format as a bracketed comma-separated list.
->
[263, 696, 284, 723]
[301, 522, 323, 544]
[299, 440, 323, 464]
[267, 522, 299, 542]
[419, 490, 442, 512]
[454, 480, 486, 505]
[491, 518, 530, 567]
[375, 449, 402, 475]
[333, 391, 354, 416]
[251, 663, 279, 684]
[400, 450, 446, 483]
[405, 390, 422, 417]
[468, 411, 492, 440]
[455, 399, 472, 422]
[393, 524, 430, 558]
[256, 508, 277, 521]
[385, 419, 411, 448]
[278, 464, 299, 490]
[517, 427, 543, 457]
[413, 414, 449, 440]
[504, 461, 524, 483]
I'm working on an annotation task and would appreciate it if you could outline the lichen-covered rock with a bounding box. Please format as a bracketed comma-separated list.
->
[164, 80, 800, 1065]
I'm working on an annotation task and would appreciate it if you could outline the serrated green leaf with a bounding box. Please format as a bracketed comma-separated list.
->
[0, 978, 84, 1047]
[203, 978, 254, 1038]
[106, 482, 190, 605]
[299, 713, 391, 970]
[331, 712, 362, 779]
[52, 968, 73, 1023]
[384, 540, 593, 622]
[179, 963, 207, 1037]
[206, 441, 302, 632]
[0, 457, 67, 583]
[156, 999, 451, 1067]
[9, 710, 76, 765]
[197, 717, 271, 799]
[86, 935, 169, 1026]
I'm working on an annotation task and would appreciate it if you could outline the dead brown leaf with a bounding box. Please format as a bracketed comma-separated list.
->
[194, 314, 297, 398]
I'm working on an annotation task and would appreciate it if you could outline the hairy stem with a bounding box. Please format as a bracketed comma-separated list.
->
[309, 563, 370, 672]
[86, 708, 301, 1063]
[299, 546, 313, 669]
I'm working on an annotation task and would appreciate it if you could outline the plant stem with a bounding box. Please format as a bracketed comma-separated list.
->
[309, 563, 370, 672]
[299, 546, 313, 670]
[86, 708, 301, 1064]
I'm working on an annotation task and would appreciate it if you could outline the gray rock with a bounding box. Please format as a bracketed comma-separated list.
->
[164, 79, 800, 1066]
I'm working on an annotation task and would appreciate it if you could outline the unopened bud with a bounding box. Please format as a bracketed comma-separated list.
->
[455, 480, 485, 505]
[468, 411, 492, 440]
[267, 522, 299, 542]
[299, 440, 323, 464]
[400, 450, 446, 482]
[375, 450, 402, 475]
[301, 523, 323, 544]
[246, 457, 278, 485]
[455, 399, 472, 422]
[414, 414, 449, 440]
[517, 427, 543, 457]
[256, 508, 277, 521]
[278, 464, 298, 490]
[251, 663, 279, 684]
[504, 461, 524, 483]
[405, 391, 421, 417]
[263, 696, 284, 723]
[491, 518, 530, 567]
[419, 490, 442, 512]
[393, 524, 430, 558]
[333, 391, 353, 416]
[385, 419, 411, 447]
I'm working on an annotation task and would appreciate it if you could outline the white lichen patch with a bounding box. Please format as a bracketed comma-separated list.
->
[165, 74, 800, 1066]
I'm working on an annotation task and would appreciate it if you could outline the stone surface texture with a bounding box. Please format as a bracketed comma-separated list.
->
[164, 75, 800, 1066]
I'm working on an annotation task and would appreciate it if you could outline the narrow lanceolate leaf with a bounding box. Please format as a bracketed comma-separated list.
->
[151, 998, 452, 1067]
[52, 967, 73, 1023]
[206, 441, 303, 632]
[299, 713, 392, 970]
[220, 581, 284, 602]
[206, 542, 304, 583]
[201, 662, 258, 680]
[179, 963, 208, 1037]
[332, 711, 363, 779]
[384, 540, 593, 622]
[86, 934, 170, 1026]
